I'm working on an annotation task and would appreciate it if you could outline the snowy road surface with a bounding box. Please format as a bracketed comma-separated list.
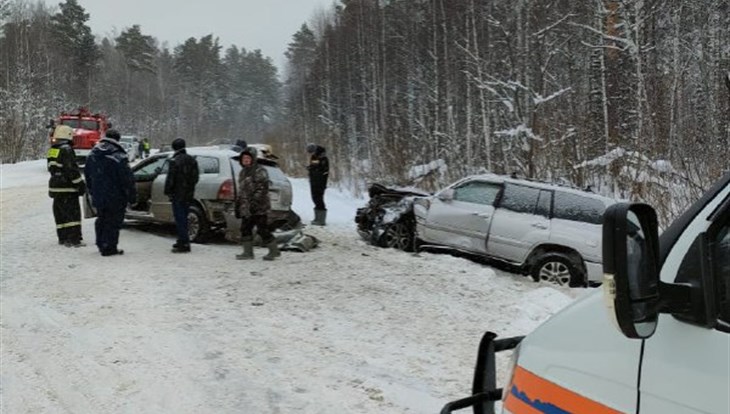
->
[1, 160, 581, 413]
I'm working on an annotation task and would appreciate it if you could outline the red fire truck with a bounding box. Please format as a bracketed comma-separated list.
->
[49, 107, 112, 165]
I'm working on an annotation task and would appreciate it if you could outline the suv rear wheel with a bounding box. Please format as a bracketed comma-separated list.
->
[530, 253, 583, 287]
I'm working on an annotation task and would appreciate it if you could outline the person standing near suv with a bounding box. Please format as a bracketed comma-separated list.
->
[84, 129, 137, 256]
[164, 138, 199, 253]
[234, 147, 280, 261]
[306, 143, 329, 226]
[47, 125, 86, 247]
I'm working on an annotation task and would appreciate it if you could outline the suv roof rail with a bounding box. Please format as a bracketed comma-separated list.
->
[505, 172, 593, 194]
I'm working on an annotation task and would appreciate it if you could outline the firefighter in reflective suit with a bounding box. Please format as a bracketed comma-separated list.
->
[47, 125, 86, 247]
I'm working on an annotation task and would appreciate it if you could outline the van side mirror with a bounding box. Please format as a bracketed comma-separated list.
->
[602, 203, 661, 339]
[438, 188, 455, 202]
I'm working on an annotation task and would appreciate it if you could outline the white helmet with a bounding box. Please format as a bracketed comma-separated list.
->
[52, 125, 73, 140]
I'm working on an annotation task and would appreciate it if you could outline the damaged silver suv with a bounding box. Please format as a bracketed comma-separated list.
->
[357, 174, 617, 287]
[413, 174, 617, 286]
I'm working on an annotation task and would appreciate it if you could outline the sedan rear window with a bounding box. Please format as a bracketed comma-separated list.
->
[196, 156, 219, 174]
[265, 165, 286, 181]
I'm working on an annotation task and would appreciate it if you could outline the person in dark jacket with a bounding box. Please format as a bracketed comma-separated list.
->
[84, 129, 137, 256]
[164, 138, 199, 253]
[306, 143, 329, 225]
[47, 125, 86, 247]
[234, 147, 279, 261]
[137, 138, 145, 159]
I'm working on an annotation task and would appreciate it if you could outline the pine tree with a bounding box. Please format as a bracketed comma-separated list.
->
[49, 0, 100, 103]
[115, 25, 157, 74]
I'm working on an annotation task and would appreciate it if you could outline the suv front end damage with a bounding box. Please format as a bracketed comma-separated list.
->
[355, 183, 430, 251]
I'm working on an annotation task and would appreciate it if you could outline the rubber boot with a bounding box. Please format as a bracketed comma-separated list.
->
[262, 239, 281, 261]
[172, 243, 191, 253]
[311, 209, 327, 226]
[236, 238, 254, 260]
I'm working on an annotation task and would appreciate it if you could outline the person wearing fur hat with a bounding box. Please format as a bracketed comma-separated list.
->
[164, 138, 199, 253]
[306, 143, 329, 225]
[233, 147, 280, 261]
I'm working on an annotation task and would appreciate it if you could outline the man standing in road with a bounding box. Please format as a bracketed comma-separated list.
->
[164, 138, 199, 253]
[47, 125, 86, 247]
[306, 143, 329, 226]
[84, 129, 137, 256]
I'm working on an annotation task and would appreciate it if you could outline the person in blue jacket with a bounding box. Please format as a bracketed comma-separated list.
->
[84, 129, 137, 256]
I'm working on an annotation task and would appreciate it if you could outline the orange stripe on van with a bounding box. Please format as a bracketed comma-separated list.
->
[504, 366, 624, 414]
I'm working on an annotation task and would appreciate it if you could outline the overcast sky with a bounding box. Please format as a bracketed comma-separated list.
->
[50, 0, 331, 74]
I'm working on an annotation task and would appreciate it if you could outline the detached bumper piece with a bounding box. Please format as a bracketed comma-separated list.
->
[440, 332, 524, 414]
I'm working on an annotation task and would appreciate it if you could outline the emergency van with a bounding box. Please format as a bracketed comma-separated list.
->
[442, 170, 730, 414]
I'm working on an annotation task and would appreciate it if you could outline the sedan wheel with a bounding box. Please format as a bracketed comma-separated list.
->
[187, 205, 209, 243]
[382, 221, 414, 251]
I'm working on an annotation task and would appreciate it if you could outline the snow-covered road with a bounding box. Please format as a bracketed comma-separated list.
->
[1, 160, 581, 413]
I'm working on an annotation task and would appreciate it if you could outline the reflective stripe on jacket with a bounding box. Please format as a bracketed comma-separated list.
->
[47, 142, 84, 198]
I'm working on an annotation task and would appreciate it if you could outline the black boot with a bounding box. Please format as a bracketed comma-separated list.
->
[311, 209, 327, 226]
[236, 238, 254, 260]
[172, 243, 191, 253]
[262, 239, 280, 261]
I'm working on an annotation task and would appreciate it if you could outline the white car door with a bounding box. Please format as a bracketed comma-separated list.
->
[129, 155, 168, 214]
[149, 158, 172, 221]
[420, 180, 501, 253]
[487, 185, 550, 263]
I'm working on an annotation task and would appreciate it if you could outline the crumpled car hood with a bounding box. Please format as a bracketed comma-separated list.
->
[355, 183, 430, 246]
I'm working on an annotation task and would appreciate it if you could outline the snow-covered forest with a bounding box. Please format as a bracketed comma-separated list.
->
[0, 0, 281, 162]
[1, 0, 729, 224]
[278, 0, 730, 225]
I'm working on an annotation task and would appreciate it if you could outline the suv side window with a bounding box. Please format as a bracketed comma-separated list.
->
[196, 156, 219, 174]
[453, 181, 501, 205]
[536, 190, 552, 217]
[499, 184, 541, 214]
[553, 191, 605, 224]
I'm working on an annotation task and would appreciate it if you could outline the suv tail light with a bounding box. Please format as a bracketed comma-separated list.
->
[217, 178, 235, 200]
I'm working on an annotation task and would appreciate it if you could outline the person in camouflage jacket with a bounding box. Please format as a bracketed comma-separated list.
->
[234, 147, 279, 261]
